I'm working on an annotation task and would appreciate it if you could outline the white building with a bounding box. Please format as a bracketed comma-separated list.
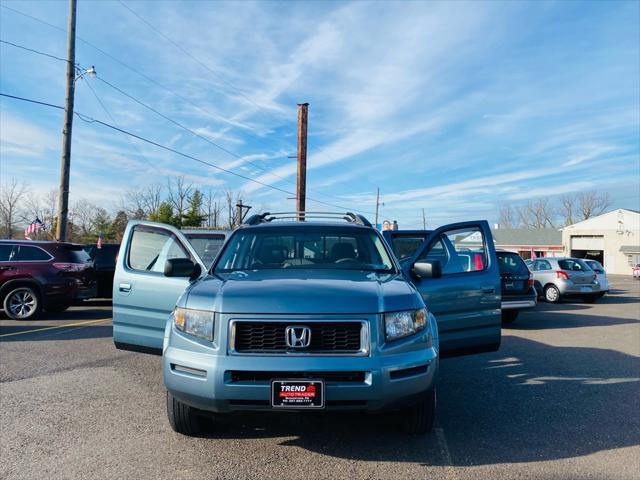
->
[562, 209, 640, 275]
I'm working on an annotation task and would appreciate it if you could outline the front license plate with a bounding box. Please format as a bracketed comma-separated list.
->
[580, 286, 592, 292]
[271, 380, 324, 409]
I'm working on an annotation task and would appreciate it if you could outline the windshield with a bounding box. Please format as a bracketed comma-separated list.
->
[214, 226, 395, 273]
[184, 233, 226, 267]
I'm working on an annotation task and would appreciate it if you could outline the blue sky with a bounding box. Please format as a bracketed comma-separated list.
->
[1, 0, 638, 227]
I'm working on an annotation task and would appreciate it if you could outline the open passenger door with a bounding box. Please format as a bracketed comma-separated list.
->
[402, 221, 501, 357]
[112, 221, 207, 355]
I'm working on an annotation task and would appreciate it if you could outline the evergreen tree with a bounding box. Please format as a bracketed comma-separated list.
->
[149, 202, 176, 226]
[182, 190, 206, 227]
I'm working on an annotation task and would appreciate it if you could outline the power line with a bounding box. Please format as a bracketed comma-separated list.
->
[117, 0, 269, 113]
[0, 4, 295, 153]
[0, 92, 374, 215]
[0, 39, 69, 63]
[0, 12, 364, 206]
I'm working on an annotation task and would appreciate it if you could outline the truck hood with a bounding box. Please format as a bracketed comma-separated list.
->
[184, 269, 421, 314]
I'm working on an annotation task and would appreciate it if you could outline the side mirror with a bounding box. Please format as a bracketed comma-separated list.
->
[412, 260, 442, 279]
[164, 258, 201, 279]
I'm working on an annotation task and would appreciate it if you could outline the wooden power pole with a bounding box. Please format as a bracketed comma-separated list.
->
[374, 187, 380, 228]
[56, 0, 77, 242]
[296, 103, 308, 220]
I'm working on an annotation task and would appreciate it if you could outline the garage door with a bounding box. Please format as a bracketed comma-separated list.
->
[571, 235, 604, 250]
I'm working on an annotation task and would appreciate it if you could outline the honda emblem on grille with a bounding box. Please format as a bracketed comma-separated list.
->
[285, 326, 311, 349]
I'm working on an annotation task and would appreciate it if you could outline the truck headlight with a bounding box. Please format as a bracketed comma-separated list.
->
[384, 308, 427, 341]
[174, 307, 214, 341]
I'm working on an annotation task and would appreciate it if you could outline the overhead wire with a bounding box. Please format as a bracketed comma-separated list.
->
[0, 92, 375, 215]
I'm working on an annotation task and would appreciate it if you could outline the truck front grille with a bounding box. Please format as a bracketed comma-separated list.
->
[229, 371, 366, 383]
[231, 321, 365, 354]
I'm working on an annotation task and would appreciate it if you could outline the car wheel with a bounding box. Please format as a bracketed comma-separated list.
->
[45, 303, 71, 313]
[502, 310, 519, 324]
[544, 285, 561, 303]
[3, 286, 42, 320]
[401, 390, 436, 435]
[166, 390, 202, 436]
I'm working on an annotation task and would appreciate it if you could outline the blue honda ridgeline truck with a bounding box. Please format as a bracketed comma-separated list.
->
[113, 213, 501, 435]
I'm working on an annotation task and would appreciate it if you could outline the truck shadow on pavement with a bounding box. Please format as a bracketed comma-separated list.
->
[198, 338, 639, 467]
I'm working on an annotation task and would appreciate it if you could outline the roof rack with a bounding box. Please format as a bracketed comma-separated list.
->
[242, 211, 372, 227]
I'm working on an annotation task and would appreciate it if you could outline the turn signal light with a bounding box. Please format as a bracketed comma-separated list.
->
[527, 273, 534, 287]
[555, 270, 570, 280]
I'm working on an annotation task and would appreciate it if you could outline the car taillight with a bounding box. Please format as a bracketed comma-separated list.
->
[556, 270, 570, 280]
[527, 273, 534, 287]
[53, 262, 86, 272]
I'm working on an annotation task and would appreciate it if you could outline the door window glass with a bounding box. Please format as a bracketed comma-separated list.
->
[391, 236, 427, 262]
[0, 244, 15, 261]
[128, 226, 189, 273]
[536, 260, 552, 270]
[16, 246, 52, 261]
[419, 227, 486, 274]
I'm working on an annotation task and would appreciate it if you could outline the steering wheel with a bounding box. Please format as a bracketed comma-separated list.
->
[335, 258, 358, 264]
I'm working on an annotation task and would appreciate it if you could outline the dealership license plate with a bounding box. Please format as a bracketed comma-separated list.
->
[580, 286, 592, 292]
[271, 380, 324, 409]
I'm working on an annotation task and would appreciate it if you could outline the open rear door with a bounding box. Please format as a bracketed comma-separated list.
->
[112, 221, 206, 354]
[405, 221, 501, 357]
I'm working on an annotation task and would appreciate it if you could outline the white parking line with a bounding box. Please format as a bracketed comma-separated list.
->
[435, 426, 458, 479]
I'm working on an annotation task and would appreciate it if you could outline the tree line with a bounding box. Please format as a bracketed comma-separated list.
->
[0, 176, 254, 243]
[498, 190, 612, 229]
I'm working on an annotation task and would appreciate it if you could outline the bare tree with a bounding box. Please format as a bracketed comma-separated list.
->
[224, 189, 242, 229]
[577, 190, 611, 220]
[517, 199, 556, 228]
[0, 179, 27, 238]
[204, 189, 222, 228]
[71, 200, 99, 238]
[122, 183, 163, 219]
[498, 205, 516, 228]
[167, 177, 193, 226]
[560, 194, 576, 226]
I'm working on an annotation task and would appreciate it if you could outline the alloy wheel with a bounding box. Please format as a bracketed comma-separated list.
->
[8, 289, 37, 319]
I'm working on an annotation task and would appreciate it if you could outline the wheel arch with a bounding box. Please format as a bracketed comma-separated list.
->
[0, 279, 43, 303]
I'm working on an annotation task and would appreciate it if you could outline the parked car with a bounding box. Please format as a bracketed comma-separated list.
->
[632, 263, 640, 279]
[113, 214, 501, 436]
[496, 251, 537, 323]
[529, 257, 600, 303]
[583, 259, 609, 297]
[84, 243, 120, 298]
[0, 240, 96, 319]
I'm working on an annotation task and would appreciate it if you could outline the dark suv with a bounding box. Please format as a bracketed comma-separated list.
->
[0, 240, 96, 320]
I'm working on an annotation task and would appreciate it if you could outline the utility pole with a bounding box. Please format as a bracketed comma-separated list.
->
[235, 200, 251, 226]
[55, 0, 77, 242]
[296, 103, 308, 220]
[422, 208, 426, 230]
[374, 187, 380, 228]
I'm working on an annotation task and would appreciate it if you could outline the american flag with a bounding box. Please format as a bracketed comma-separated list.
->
[96, 233, 103, 249]
[24, 218, 45, 239]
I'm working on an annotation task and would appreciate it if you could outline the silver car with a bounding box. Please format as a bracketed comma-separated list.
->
[584, 260, 609, 296]
[530, 257, 600, 303]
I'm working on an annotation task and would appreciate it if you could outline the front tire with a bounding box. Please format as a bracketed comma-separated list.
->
[166, 391, 202, 436]
[3, 286, 42, 320]
[502, 310, 519, 324]
[544, 285, 561, 303]
[401, 390, 436, 434]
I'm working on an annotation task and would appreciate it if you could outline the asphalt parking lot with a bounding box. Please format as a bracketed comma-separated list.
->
[1, 276, 638, 480]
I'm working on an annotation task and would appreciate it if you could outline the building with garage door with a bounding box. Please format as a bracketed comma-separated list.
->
[562, 209, 640, 275]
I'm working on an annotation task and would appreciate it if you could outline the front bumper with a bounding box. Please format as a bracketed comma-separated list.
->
[162, 313, 439, 413]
